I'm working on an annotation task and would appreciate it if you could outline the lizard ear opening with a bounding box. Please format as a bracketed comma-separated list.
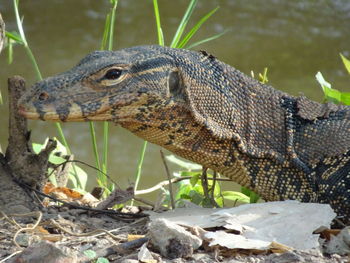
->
[168, 70, 183, 99]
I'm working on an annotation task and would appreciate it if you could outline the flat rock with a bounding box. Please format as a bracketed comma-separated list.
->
[149, 201, 336, 250]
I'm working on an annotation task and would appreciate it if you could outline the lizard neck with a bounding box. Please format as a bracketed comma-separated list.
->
[119, 104, 252, 187]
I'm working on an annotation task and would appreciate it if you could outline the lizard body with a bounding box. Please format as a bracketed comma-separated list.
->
[18, 45, 350, 222]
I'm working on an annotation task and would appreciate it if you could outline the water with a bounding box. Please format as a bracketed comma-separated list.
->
[1, 0, 349, 194]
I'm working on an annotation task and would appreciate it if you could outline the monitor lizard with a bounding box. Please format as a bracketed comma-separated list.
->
[18, 45, 350, 223]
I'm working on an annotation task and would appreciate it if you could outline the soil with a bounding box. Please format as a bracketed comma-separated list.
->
[0, 205, 349, 263]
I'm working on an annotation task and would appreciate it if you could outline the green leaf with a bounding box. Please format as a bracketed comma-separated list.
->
[179, 171, 201, 177]
[249, 191, 260, 203]
[69, 165, 87, 190]
[176, 184, 192, 200]
[240, 186, 251, 197]
[47, 168, 58, 186]
[315, 72, 350, 105]
[5, 31, 23, 44]
[185, 30, 228, 49]
[96, 258, 110, 263]
[339, 93, 350, 106]
[340, 53, 350, 74]
[214, 196, 224, 207]
[166, 155, 202, 170]
[83, 250, 96, 259]
[202, 197, 214, 207]
[240, 186, 260, 203]
[222, 191, 250, 203]
[316, 71, 331, 90]
[69, 173, 78, 189]
[189, 173, 200, 186]
[170, 0, 197, 48]
[32, 139, 66, 165]
[177, 6, 219, 49]
[189, 190, 204, 205]
[180, 193, 191, 200]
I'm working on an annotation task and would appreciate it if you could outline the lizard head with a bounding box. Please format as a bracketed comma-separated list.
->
[18, 45, 182, 122]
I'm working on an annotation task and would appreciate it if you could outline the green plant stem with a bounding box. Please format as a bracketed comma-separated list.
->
[24, 46, 42, 80]
[133, 141, 148, 197]
[89, 0, 118, 192]
[108, 1, 118, 50]
[102, 121, 109, 178]
[131, 0, 167, 204]
[103, 0, 118, 189]
[89, 122, 102, 180]
[153, 0, 164, 46]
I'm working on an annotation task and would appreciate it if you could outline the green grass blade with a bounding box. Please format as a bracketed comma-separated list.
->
[170, 0, 197, 48]
[153, 0, 164, 46]
[8, 39, 13, 65]
[108, 0, 118, 50]
[177, 6, 219, 49]
[340, 53, 350, 74]
[13, 0, 27, 46]
[100, 13, 111, 50]
[5, 31, 23, 44]
[24, 45, 42, 80]
[185, 30, 228, 49]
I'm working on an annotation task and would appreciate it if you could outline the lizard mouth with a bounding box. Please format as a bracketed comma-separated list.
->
[18, 105, 39, 119]
[18, 101, 114, 122]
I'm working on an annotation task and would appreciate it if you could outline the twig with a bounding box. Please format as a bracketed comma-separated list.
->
[0, 251, 22, 263]
[13, 211, 42, 248]
[133, 197, 155, 208]
[201, 168, 218, 207]
[96, 186, 134, 210]
[49, 219, 122, 240]
[52, 159, 119, 188]
[135, 176, 231, 195]
[15, 180, 147, 219]
[81, 237, 149, 263]
[210, 171, 219, 208]
[160, 150, 175, 209]
[201, 167, 210, 202]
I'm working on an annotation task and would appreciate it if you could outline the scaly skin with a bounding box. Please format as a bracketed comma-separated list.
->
[18, 45, 350, 223]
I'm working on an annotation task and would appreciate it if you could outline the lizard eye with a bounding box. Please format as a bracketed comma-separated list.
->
[38, 92, 49, 101]
[104, 68, 122, 80]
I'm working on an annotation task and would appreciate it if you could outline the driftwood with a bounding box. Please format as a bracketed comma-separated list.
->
[0, 76, 55, 214]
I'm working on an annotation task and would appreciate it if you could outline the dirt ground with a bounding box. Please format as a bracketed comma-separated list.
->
[1, 204, 349, 263]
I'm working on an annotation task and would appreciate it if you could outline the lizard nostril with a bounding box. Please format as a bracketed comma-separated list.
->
[38, 92, 49, 101]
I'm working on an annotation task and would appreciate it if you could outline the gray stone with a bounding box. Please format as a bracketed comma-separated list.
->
[148, 218, 202, 259]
